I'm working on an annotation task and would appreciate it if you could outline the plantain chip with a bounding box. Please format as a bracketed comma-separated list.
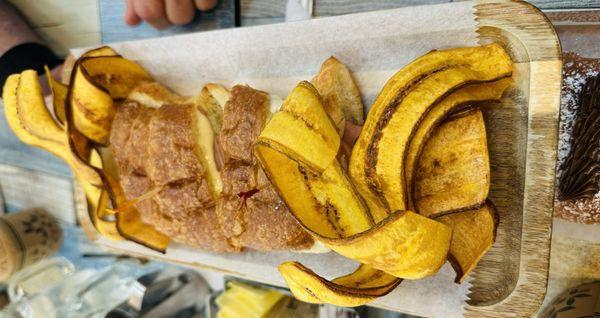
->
[70, 55, 152, 145]
[255, 144, 372, 238]
[279, 262, 399, 306]
[349, 44, 512, 222]
[259, 82, 340, 172]
[81, 46, 118, 58]
[78, 56, 153, 99]
[321, 211, 451, 279]
[2, 70, 121, 240]
[256, 81, 455, 304]
[69, 62, 115, 145]
[406, 78, 511, 211]
[82, 150, 122, 240]
[44, 66, 69, 125]
[312, 57, 364, 132]
[370, 66, 511, 212]
[4, 71, 65, 149]
[435, 203, 498, 283]
[415, 109, 491, 216]
[97, 148, 170, 253]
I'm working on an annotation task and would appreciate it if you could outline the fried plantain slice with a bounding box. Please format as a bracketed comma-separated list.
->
[435, 202, 498, 283]
[83, 150, 122, 240]
[256, 81, 454, 304]
[3, 71, 96, 185]
[97, 148, 170, 252]
[279, 262, 399, 306]
[259, 82, 340, 172]
[44, 66, 69, 126]
[78, 56, 153, 99]
[406, 78, 511, 212]
[312, 56, 364, 132]
[321, 211, 451, 279]
[69, 62, 115, 145]
[415, 109, 491, 216]
[349, 44, 512, 222]
[3, 71, 121, 240]
[70, 55, 153, 145]
[81, 46, 118, 58]
[255, 144, 372, 238]
[371, 66, 511, 213]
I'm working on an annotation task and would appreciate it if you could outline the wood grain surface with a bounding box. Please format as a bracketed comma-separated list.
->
[464, 1, 562, 317]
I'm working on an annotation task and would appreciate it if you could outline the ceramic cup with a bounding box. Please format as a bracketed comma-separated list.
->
[540, 281, 600, 318]
[0, 208, 62, 282]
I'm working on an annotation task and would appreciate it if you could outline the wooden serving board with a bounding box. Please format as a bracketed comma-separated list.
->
[75, 1, 561, 316]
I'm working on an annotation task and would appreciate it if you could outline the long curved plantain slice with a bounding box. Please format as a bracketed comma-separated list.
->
[256, 81, 454, 305]
[70, 55, 152, 145]
[78, 56, 153, 99]
[4, 71, 66, 151]
[97, 148, 170, 253]
[70, 62, 115, 145]
[370, 66, 512, 213]
[321, 211, 451, 279]
[349, 44, 512, 221]
[279, 262, 399, 306]
[44, 66, 69, 126]
[2, 71, 121, 240]
[405, 78, 512, 212]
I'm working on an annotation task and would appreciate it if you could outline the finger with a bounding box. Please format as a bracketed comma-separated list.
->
[124, 0, 141, 25]
[165, 0, 195, 25]
[194, 0, 218, 11]
[133, 0, 171, 29]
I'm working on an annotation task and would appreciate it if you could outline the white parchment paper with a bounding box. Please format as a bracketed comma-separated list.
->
[78, 2, 479, 316]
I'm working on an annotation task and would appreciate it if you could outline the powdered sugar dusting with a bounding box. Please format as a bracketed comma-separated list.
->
[555, 192, 600, 224]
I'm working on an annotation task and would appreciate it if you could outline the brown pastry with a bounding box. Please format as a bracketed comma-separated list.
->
[554, 53, 600, 224]
[217, 85, 313, 251]
[110, 85, 314, 252]
[111, 101, 237, 252]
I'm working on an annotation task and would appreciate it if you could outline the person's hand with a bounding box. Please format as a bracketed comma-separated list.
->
[124, 0, 218, 29]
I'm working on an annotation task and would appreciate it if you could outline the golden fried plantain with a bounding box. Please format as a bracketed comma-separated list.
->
[349, 44, 512, 222]
[435, 203, 498, 283]
[70, 55, 152, 145]
[406, 78, 511, 212]
[415, 109, 490, 216]
[312, 56, 364, 132]
[256, 81, 453, 305]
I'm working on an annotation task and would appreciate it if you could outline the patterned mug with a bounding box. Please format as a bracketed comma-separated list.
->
[0, 208, 62, 282]
[540, 281, 600, 318]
